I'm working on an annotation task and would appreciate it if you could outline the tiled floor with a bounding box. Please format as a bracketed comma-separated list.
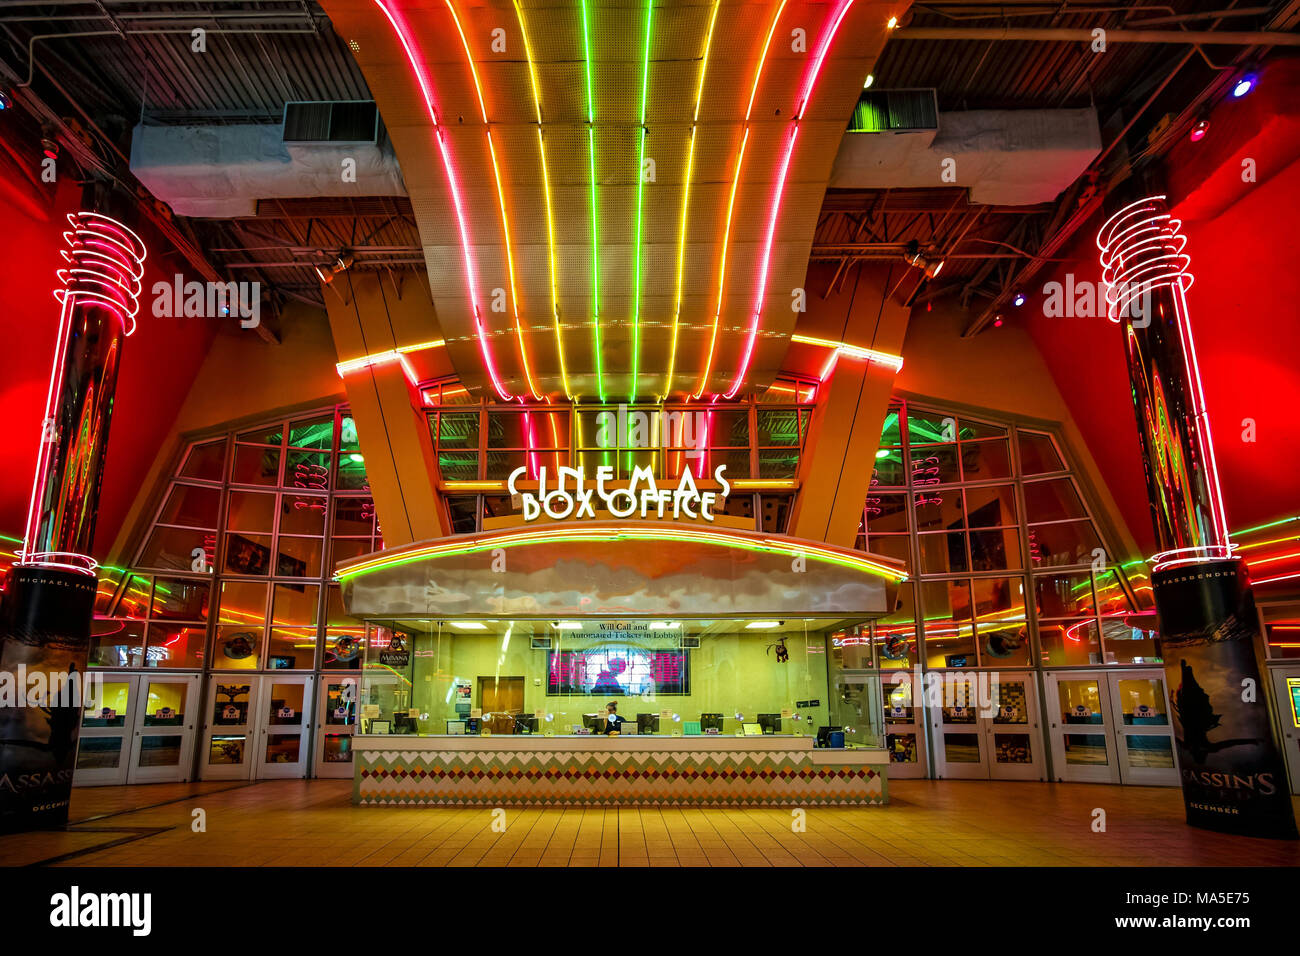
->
[4, 779, 1298, 866]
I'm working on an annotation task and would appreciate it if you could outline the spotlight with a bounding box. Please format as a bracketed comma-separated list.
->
[1189, 119, 1210, 142]
[313, 251, 354, 284]
[903, 239, 944, 279]
[886, 15, 898, 29]
[863, 74, 874, 89]
[1232, 73, 1256, 98]
[40, 136, 58, 160]
[0, 89, 12, 111]
[993, 315, 1004, 328]
[1012, 291, 1026, 307]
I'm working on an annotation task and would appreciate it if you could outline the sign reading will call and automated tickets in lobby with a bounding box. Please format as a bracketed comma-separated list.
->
[508, 464, 731, 522]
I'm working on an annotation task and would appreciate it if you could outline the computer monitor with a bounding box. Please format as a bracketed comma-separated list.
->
[757, 713, 782, 734]
[816, 725, 845, 748]
[581, 713, 600, 731]
[513, 714, 538, 735]
[445, 719, 467, 735]
[393, 712, 418, 734]
[637, 713, 659, 735]
[700, 713, 723, 732]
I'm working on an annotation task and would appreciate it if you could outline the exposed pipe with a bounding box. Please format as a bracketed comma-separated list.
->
[893, 26, 1300, 45]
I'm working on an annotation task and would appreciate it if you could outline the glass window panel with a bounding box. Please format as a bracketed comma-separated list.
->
[77, 737, 123, 769]
[959, 438, 1011, 480]
[1100, 615, 1161, 665]
[218, 580, 268, 626]
[921, 579, 977, 667]
[879, 408, 903, 445]
[286, 450, 331, 492]
[276, 536, 323, 578]
[279, 494, 327, 536]
[436, 411, 480, 448]
[223, 532, 272, 576]
[89, 620, 145, 668]
[339, 414, 360, 453]
[864, 493, 909, 534]
[212, 626, 261, 670]
[875, 581, 918, 670]
[288, 415, 333, 450]
[446, 496, 478, 534]
[159, 483, 221, 528]
[139, 526, 214, 573]
[1125, 735, 1175, 768]
[331, 538, 370, 567]
[866, 534, 911, 567]
[917, 531, 968, 574]
[870, 448, 906, 486]
[438, 452, 480, 481]
[179, 440, 226, 481]
[910, 446, 960, 484]
[481, 495, 515, 522]
[1029, 520, 1103, 567]
[332, 498, 376, 538]
[1093, 569, 1134, 615]
[1018, 431, 1065, 474]
[323, 628, 366, 669]
[1263, 604, 1300, 660]
[485, 448, 528, 479]
[1023, 477, 1087, 522]
[272, 583, 320, 626]
[117, 574, 153, 619]
[238, 424, 283, 445]
[1056, 678, 1104, 723]
[1038, 618, 1101, 667]
[756, 408, 800, 446]
[145, 623, 206, 668]
[141, 681, 189, 725]
[974, 579, 1030, 665]
[226, 491, 275, 532]
[1034, 572, 1094, 617]
[710, 409, 750, 447]
[137, 735, 184, 768]
[1064, 734, 1109, 765]
[267, 627, 316, 670]
[336, 452, 370, 491]
[231, 444, 281, 485]
[970, 528, 1021, 571]
[211, 682, 252, 723]
[907, 409, 956, 445]
[1115, 678, 1169, 725]
[755, 450, 793, 479]
[913, 489, 964, 531]
[964, 484, 1019, 528]
[208, 736, 247, 764]
[487, 410, 529, 448]
[150, 576, 210, 621]
[957, 419, 1007, 441]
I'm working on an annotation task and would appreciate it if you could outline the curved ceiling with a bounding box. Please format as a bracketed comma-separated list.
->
[319, 0, 896, 400]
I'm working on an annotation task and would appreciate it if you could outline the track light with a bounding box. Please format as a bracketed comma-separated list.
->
[886, 16, 898, 29]
[1232, 73, 1256, 98]
[0, 89, 13, 111]
[1012, 291, 1026, 307]
[863, 74, 874, 89]
[903, 239, 944, 280]
[314, 252, 354, 285]
[1189, 119, 1210, 142]
[40, 136, 58, 161]
[993, 315, 1004, 328]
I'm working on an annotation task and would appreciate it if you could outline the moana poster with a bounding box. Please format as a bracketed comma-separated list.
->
[1154, 559, 1297, 839]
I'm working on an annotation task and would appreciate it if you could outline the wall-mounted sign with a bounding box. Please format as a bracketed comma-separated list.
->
[508, 464, 730, 522]
[795, 699, 821, 709]
[379, 633, 409, 667]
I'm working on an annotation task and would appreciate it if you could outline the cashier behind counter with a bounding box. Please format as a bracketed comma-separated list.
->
[596, 701, 626, 735]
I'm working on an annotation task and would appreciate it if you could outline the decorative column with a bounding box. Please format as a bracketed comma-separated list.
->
[0, 211, 146, 832]
[1098, 194, 1296, 839]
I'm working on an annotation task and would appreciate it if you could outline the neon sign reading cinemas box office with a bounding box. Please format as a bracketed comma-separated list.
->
[507, 465, 732, 522]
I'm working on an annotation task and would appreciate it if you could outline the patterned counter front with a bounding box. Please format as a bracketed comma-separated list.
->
[354, 736, 888, 807]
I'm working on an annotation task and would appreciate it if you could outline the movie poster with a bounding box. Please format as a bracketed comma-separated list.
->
[0, 567, 97, 833]
[1154, 559, 1298, 839]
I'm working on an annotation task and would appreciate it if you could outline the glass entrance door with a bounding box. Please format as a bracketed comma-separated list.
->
[929, 672, 1043, 780]
[1045, 673, 1118, 783]
[199, 675, 315, 780]
[126, 674, 200, 783]
[75, 676, 139, 786]
[881, 671, 927, 778]
[1271, 667, 1300, 795]
[314, 676, 359, 778]
[1107, 671, 1177, 786]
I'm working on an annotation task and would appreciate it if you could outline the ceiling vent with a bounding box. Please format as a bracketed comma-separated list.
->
[283, 100, 379, 144]
[848, 89, 939, 134]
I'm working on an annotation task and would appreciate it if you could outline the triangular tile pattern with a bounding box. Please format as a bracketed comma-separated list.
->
[354, 748, 887, 807]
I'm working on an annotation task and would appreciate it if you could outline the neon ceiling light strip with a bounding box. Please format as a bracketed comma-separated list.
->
[336, 524, 908, 583]
[693, 0, 787, 399]
[580, 0, 605, 401]
[725, 0, 856, 399]
[335, 349, 418, 384]
[514, 0, 571, 400]
[628, 0, 655, 399]
[444, 0, 539, 400]
[789, 333, 904, 372]
[664, 0, 721, 399]
[373, 0, 513, 401]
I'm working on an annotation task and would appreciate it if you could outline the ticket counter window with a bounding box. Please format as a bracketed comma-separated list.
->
[356, 619, 881, 745]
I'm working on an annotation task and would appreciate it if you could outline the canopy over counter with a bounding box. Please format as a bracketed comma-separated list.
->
[336, 520, 906, 620]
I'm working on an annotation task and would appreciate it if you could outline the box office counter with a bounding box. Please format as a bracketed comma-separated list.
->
[352, 733, 889, 807]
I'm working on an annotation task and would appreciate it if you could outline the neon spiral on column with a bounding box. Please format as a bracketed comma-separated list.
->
[663, 0, 721, 399]
[724, 0, 856, 399]
[1097, 195, 1232, 571]
[692, 0, 787, 399]
[21, 211, 146, 574]
[372, 0, 514, 401]
[513, 0, 571, 400]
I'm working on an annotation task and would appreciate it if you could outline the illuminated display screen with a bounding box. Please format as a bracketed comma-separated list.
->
[1288, 678, 1300, 729]
[547, 647, 689, 696]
